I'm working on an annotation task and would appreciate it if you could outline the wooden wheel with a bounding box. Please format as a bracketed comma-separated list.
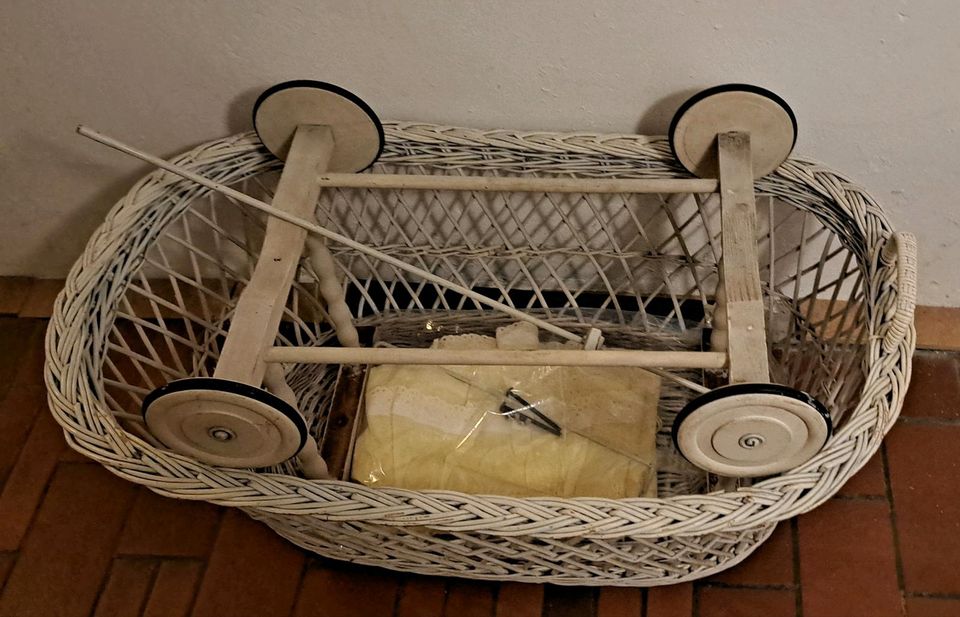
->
[669, 84, 797, 178]
[253, 80, 383, 171]
[672, 383, 831, 477]
[143, 377, 308, 468]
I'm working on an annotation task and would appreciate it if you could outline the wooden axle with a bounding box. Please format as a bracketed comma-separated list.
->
[263, 346, 729, 369]
[315, 173, 719, 194]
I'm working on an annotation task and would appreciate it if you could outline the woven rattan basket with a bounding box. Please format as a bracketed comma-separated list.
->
[46, 122, 916, 585]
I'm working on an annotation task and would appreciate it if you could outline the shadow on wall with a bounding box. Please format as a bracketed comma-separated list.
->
[634, 87, 704, 136]
[22, 119, 264, 275]
[223, 83, 705, 140]
[17, 132, 153, 274]
[225, 85, 272, 136]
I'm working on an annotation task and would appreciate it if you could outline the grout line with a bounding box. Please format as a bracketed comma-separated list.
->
[182, 506, 226, 617]
[790, 518, 803, 617]
[831, 494, 887, 501]
[107, 552, 208, 562]
[697, 581, 798, 591]
[88, 478, 145, 617]
[640, 588, 647, 617]
[177, 557, 206, 617]
[112, 489, 143, 560]
[105, 554, 171, 564]
[135, 558, 161, 617]
[880, 444, 908, 614]
[0, 277, 33, 316]
[288, 552, 312, 617]
[440, 582, 450, 617]
[441, 579, 451, 616]
[905, 591, 960, 600]
[90, 555, 122, 617]
[136, 558, 165, 617]
[0, 551, 20, 599]
[391, 576, 405, 617]
[489, 584, 500, 617]
[915, 306, 960, 352]
[897, 415, 960, 426]
[691, 582, 700, 617]
[3, 406, 67, 551]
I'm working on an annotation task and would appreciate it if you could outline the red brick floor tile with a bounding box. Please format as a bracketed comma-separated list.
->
[117, 488, 222, 557]
[905, 596, 960, 617]
[836, 449, 887, 497]
[18, 279, 63, 318]
[293, 563, 401, 617]
[0, 552, 16, 591]
[0, 378, 45, 488]
[596, 586, 642, 616]
[915, 307, 960, 351]
[444, 580, 497, 617]
[0, 319, 49, 489]
[646, 583, 693, 617]
[191, 510, 306, 617]
[0, 411, 68, 550]
[697, 587, 796, 617]
[92, 557, 159, 617]
[0, 464, 136, 617]
[142, 559, 204, 617]
[708, 522, 794, 586]
[496, 582, 544, 617]
[396, 576, 447, 617]
[0, 319, 40, 401]
[798, 499, 901, 617]
[900, 351, 960, 418]
[887, 423, 960, 594]
[0, 278, 32, 315]
[57, 443, 94, 463]
[8, 320, 47, 399]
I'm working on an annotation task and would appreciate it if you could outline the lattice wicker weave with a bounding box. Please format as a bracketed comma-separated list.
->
[45, 122, 916, 585]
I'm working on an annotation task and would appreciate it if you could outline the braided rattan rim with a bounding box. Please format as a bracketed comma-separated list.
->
[45, 123, 916, 540]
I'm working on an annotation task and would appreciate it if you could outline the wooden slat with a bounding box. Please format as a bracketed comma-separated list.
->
[717, 131, 770, 383]
[214, 125, 334, 385]
[321, 364, 368, 480]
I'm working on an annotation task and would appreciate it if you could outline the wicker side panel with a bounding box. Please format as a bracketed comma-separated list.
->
[251, 509, 777, 586]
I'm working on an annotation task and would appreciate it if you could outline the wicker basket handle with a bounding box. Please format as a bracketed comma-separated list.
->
[880, 231, 918, 354]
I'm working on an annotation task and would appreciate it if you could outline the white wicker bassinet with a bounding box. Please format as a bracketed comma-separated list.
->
[45, 122, 916, 585]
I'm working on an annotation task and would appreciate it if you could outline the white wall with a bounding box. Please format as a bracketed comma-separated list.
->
[2, 0, 957, 305]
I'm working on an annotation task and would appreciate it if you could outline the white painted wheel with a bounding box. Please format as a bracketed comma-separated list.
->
[669, 84, 797, 179]
[672, 384, 831, 477]
[253, 80, 383, 171]
[143, 377, 307, 468]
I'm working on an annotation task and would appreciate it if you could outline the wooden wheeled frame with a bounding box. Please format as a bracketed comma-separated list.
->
[80, 81, 832, 479]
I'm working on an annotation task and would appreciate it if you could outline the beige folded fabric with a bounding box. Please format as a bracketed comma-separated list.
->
[351, 325, 661, 498]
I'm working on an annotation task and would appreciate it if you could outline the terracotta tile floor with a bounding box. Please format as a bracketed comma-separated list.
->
[1, 293, 959, 615]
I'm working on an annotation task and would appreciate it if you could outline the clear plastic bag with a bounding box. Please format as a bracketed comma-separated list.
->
[350, 322, 661, 498]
